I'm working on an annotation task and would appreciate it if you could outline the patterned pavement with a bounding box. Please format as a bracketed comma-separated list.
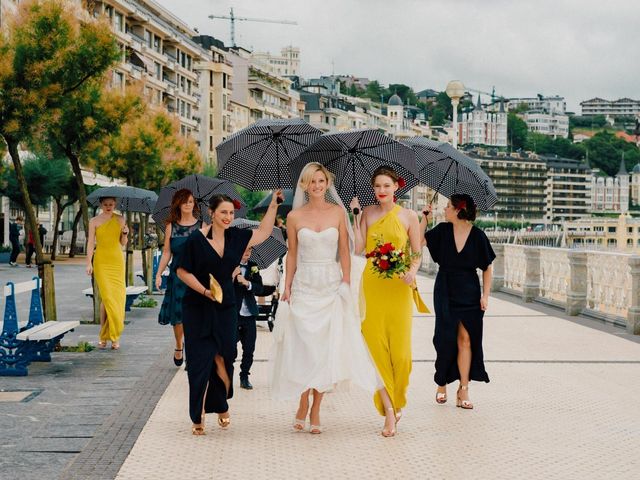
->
[115, 275, 640, 480]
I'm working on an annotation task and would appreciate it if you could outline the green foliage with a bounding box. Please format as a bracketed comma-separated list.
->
[475, 219, 530, 230]
[237, 186, 265, 220]
[581, 131, 640, 175]
[1, 154, 72, 207]
[524, 132, 585, 159]
[569, 115, 608, 129]
[387, 84, 417, 105]
[133, 295, 157, 308]
[508, 113, 528, 150]
[58, 341, 95, 352]
[363, 80, 384, 102]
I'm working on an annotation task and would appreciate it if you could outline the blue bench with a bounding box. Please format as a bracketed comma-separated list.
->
[82, 285, 148, 312]
[0, 278, 79, 376]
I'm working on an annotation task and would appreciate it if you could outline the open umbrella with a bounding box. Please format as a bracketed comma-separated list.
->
[152, 174, 246, 228]
[216, 119, 322, 190]
[231, 218, 287, 269]
[252, 189, 294, 216]
[402, 137, 498, 211]
[290, 129, 419, 208]
[87, 186, 157, 213]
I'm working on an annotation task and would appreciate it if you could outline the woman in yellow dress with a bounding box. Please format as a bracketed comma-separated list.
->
[86, 196, 128, 350]
[351, 166, 422, 437]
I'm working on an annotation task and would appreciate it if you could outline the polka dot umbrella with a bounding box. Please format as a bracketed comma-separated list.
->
[216, 119, 323, 190]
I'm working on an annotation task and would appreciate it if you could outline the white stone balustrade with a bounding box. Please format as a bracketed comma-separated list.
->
[421, 242, 640, 334]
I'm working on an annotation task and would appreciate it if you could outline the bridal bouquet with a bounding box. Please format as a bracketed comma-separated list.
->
[365, 236, 418, 279]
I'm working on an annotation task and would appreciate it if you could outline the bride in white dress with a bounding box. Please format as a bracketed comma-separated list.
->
[270, 162, 380, 434]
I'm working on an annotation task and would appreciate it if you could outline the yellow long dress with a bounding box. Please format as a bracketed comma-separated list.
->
[94, 215, 126, 342]
[362, 205, 413, 416]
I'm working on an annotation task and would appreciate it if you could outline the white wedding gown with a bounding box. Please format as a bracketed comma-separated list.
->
[269, 227, 381, 400]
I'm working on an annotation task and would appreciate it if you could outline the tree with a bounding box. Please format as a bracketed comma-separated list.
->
[364, 80, 384, 102]
[92, 104, 202, 190]
[508, 113, 528, 150]
[42, 80, 140, 237]
[388, 84, 417, 105]
[582, 131, 640, 175]
[0, 0, 119, 264]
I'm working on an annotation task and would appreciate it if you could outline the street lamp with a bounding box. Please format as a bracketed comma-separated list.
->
[445, 80, 465, 149]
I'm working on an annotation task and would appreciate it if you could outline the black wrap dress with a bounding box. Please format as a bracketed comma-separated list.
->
[425, 222, 496, 386]
[180, 226, 252, 424]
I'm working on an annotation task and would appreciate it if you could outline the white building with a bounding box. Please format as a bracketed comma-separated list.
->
[591, 159, 630, 213]
[252, 46, 300, 77]
[458, 96, 507, 147]
[580, 97, 640, 117]
[520, 111, 569, 138]
[507, 95, 566, 114]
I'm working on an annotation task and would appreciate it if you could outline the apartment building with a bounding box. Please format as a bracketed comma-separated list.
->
[543, 156, 592, 222]
[458, 97, 508, 147]
[91, 0, 208, 159]
[520, 111, 569, 138]
[192, 35, 234, 166]
[580, 97, 640, 117]
[507, 95, 566, 114]
[228, 47, 303, 123]
[252, 46, 300, 77]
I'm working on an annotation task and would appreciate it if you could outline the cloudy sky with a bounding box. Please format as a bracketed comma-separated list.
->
[155, 0, 638, 112]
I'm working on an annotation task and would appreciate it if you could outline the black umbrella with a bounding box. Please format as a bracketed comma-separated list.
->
[402, 137, 498, 211]
[216, 119, 323, 190]
[252, 189, 294, 216]
[231, 218, 287, 269]
[290, 129, 419, 208]
[87, 186, 158, 213]
[152, 174, 246, 228]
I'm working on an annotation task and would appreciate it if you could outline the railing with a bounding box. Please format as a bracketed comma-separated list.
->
[420, 243, 640, 334]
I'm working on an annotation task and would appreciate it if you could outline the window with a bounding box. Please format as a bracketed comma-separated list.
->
[210, 92, 214, 108]
[210, 71, 214, 87]
[608, 226, 616, 233]
[155, 62, 161, 80]
[114, 12, 124, 32]
[209, 114, 213, 130]
[145, 30, 152, 48]
[209, 136, 214, 151]
[113, 70, 124, 88]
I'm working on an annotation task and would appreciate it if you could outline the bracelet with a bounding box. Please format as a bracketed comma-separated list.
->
[202, 287, 207, 296]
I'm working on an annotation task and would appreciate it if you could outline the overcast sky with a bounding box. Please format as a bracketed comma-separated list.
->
[156, 0, 638, 112]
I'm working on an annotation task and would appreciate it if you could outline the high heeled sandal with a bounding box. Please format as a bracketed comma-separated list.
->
[309, 424, 322, 434]
[436, 388, 448, 404]
[395, 410, 403, 424]
[292, 417, 306, 432]
[381, 407, 396, 437]
[456, 385, 474, 409]
[191, 424, 206, 435]
[111, 342, 120, 350]
[218, 414, 231, 429]
[97, 340, 107, 349]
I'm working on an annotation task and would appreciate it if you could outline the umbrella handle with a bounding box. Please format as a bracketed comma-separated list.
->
[276, 196, 284, 205]
[352, 207, 360, 216]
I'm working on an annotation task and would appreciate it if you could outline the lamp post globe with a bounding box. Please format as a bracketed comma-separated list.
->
[446, 80, 465, 149]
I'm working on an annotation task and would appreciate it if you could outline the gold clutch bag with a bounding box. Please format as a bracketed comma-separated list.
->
[209, 274, 223, 303]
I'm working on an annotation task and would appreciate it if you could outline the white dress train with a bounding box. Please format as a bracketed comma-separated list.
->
[269, 227, 381, 400]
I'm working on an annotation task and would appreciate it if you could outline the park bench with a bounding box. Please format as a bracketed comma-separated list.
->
[82, 285, 148, 311]
[0, 278, 79, 376]
[135, 249, 168, 291]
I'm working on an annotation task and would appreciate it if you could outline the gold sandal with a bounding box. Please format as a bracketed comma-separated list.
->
[218, 414, 230, 429]
[191, 424, 206, 435]
[381, 407, 396, 437]
[98, 340, 107, 349]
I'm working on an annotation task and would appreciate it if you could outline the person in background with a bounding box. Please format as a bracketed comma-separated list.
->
[232, 246, 263, 390]
[9, 216, 23, 267]
[156, 189, 203, 367]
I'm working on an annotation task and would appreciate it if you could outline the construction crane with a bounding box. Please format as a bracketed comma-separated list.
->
[208, 8, 297, 48]
[466, 86, 506, 105]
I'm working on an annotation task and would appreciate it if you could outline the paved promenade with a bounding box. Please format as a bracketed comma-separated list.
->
[1, 258, 639, 479]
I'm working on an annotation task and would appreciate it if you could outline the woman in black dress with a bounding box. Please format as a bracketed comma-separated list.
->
[177, 191, 282, 435]
[423, 194, 495, 409]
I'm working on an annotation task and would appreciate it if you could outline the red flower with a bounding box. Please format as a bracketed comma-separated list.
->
[378, 259, 390, 270]
[398, 177, 406, 188]
[379, 243, 393, 255]
[393, 195, 397, 203]
[232, 199, 242, 210]
[457, 200, 467, 211]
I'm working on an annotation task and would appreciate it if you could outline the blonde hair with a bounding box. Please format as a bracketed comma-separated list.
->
[297, 162, 334, 191]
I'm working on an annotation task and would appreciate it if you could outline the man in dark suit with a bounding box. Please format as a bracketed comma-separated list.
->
[233, 247, 263, 390]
